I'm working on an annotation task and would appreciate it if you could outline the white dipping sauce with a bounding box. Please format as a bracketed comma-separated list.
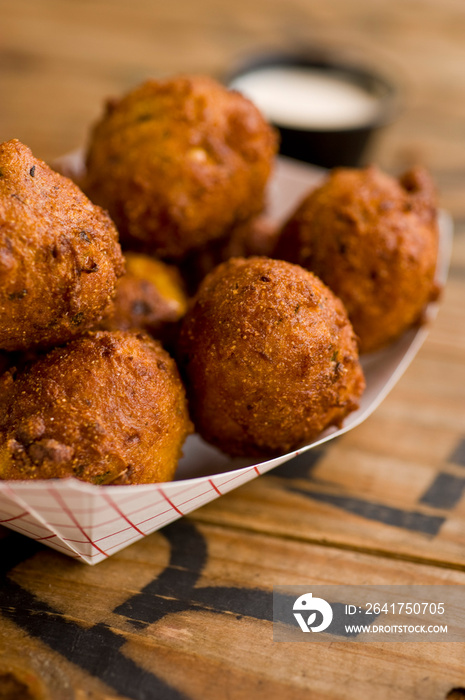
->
[231, 66, 380, 130]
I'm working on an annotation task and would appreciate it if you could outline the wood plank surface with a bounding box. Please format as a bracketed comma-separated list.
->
[0, 0, 465, 698]
[2, 522, 465, 700]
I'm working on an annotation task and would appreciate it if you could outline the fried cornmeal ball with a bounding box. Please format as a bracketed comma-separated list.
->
[274, 166, 439, 353]
[98, 252, 188, 342]
[178, 257, 365, 458]
[84, 75, 278, 260]
[179, 215, 278, 294]
[0, 139, 125, 352]
[0, 331, 192, 484]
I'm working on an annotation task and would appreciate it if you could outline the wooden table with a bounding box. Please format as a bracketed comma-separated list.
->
[1, 1, 465, 698]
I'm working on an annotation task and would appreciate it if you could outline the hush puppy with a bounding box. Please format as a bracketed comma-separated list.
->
[178, 257, 365, 457]
[98, 252, 187, 342]
[0, 139, 125, 352]
[0, 331, 192, 484]
[180, 215, 278, 294]
[275, 166, 439, 353]
[84, 75, 278, 259]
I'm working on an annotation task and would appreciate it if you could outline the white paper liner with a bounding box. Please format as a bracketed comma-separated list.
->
[0, 156, 453, 564]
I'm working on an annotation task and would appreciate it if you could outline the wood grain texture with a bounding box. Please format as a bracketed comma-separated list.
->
[0, 0, 465, 698]
[1, 522, 465, 700]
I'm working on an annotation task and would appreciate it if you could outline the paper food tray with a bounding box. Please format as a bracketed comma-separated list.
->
[0, 156, 453, 564]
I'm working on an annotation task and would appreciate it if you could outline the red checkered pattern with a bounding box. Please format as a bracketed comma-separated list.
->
[0, 459, 287, 563]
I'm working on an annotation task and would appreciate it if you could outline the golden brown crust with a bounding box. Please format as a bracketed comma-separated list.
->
[0, 139, 125, 352]
[0, 330, 192, 484]
[84, 75, 278, 260]
[274, 166, 439, 353]
[98, 252, 187, 342]
[178, 257, 365, 457]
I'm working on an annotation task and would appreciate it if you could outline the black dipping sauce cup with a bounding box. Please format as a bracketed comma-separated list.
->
[226, 51, 399, 168]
